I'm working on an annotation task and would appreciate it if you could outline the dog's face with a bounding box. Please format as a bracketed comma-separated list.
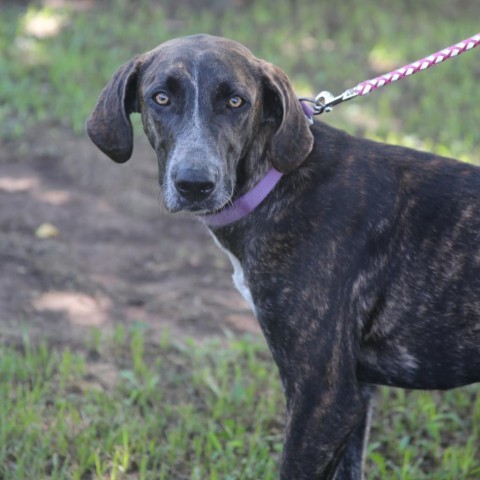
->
[87, 35, 313, 214]
[140, 37, 263, 213]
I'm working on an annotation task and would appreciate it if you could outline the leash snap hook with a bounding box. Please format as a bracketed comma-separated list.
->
[314, 91, 336, 113]
[299, 88, 360, 119]
[314, 89, 359, 114]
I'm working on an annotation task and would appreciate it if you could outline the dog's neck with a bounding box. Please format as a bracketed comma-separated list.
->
[202, 100, 314, 228]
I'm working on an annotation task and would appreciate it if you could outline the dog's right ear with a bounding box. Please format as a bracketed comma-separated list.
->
[86, 56, 142, 163]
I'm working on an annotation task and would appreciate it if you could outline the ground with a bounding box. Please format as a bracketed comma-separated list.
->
[0, 127, 259, 348]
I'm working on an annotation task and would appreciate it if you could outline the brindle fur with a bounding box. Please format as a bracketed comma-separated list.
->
[87, 34, 480, 480]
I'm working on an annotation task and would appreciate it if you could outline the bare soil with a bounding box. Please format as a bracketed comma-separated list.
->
[0, 127, 259, 348]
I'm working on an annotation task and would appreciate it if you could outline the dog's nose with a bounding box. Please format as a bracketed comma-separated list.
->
[174, 169, 216, 202]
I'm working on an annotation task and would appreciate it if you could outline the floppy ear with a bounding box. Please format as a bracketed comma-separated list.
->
[86, 56, 142, 163]
[261, 62, 314, 173]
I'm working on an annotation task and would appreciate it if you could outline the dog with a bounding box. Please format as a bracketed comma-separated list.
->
[86, 34, 480, 480]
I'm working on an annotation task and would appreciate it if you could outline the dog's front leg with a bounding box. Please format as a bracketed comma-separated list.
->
[279, 370, 368, 480]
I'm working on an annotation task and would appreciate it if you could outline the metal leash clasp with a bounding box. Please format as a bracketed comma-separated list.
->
[299, 88, 359, 116]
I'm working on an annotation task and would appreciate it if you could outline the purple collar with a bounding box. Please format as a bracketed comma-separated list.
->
[300, 100, 315, 124]
[202, 168, 283, 227]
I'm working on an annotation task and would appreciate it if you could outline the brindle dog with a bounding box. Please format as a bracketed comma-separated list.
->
[86, 34, 480, 480]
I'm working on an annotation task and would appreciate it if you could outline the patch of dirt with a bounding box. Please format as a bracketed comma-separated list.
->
[0, 127, 259, 348]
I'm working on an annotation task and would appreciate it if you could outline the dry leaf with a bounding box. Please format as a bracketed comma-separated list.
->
[35, 222, 60, 239]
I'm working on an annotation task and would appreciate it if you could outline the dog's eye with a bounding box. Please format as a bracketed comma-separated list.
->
[227, 95, 244, 109]
[153, 92, 170, 106]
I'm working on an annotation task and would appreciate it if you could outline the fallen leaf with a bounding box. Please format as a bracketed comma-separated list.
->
[35, 222, 60, 239]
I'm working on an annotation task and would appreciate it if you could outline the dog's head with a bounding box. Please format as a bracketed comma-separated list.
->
[86, 34, 313, 214]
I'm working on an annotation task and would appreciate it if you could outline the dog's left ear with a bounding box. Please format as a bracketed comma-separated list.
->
[261, 62, 314, 173]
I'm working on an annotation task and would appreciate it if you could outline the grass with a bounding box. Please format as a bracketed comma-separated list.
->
[1, 0, 479, 161]
[1, 330, 479, 479]
[1, 330, 284, 480]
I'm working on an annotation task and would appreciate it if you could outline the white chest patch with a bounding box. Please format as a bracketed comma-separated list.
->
[210, 234, 256, 315]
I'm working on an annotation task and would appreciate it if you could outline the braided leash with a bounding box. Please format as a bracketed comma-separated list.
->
[300, 33, 480, 117]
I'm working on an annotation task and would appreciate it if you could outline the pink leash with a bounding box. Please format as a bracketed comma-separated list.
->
[301, 33, 480, 117]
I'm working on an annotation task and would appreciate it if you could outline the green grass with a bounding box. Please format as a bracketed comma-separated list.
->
[1, 0, 479, 161]
[1, 330, 479, 479]
[0, 330, 284, 480]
